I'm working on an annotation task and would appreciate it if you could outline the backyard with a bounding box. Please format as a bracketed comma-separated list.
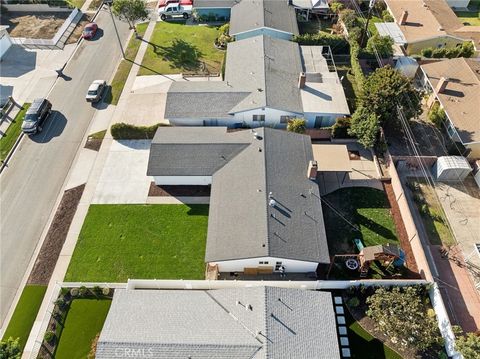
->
[297, 16, 334, 35]
[1, 285, 47, 351]
[406, 179, 455, 247]
[454, 0, 480, 26]
[54, 298, 111, 359]
[64, 204, 209, 282]
[139, 22, 224, 75]
[322, 187, 402, 278]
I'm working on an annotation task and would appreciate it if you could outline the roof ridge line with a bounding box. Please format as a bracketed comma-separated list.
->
[261, 128, 271, 256]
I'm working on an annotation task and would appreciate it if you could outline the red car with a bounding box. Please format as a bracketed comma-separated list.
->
[82, 22, 98, 40]
[158, 0, 192, 8]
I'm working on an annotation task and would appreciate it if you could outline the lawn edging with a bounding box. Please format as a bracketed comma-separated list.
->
[0, 103, 30, 172]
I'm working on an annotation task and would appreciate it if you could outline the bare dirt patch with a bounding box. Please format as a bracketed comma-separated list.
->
[148, 183, 211, 197]
[1, 12, 71, 39]
[28, 184, 85, 285]
[66, 14, 92, 44]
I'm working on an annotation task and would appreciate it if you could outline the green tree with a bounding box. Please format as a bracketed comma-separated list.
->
[112, 0, 148, 33]
[366, 286, 442, 351]
[0, 337, 21, 359]
[287, 118, 306, 134]
[382, 9, 394, 22]
[366, 34, 394, 58]
[339, 9, 360, 30]
[455, 332, 480, 359]
[427, 102, 446, 128]
[348, 107, 379, 148]
[359, 65, 421, 127]
[330, 1, 345, 14]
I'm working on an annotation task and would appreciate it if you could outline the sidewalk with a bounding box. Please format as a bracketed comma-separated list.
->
[22, 17, 158, 358]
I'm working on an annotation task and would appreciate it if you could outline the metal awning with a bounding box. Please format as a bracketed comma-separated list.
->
[312, 144, 351, 172]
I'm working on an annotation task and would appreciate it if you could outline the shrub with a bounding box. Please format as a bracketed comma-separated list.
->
[459, 41, 474, 58]
[366, 34, 394, 58]
[339, 9, 360, 30]
[349, 39, 364, 93]
[55, 297, 66, 308]
[432, 47, 447, 58]
[287, 118, 306, 134]
[70, 287, 79, 297]
[455, 332, 480, 359]
[0, 337, 21, 359]
[92, 286, 103, 297]
[110, 122, 167, 140]
[293, 33, 349, 54]
[347, 297, 360, 308]
[44, 331, 55, 344]
[332, 117, 352, 138]
[102, 287, 111, 296]
[218, 23, 229, 35]
[382, 9, 394, 22]
[427, 102, 446, 128]
[348, 106, 379, 148]
[421, 47, 433, 57]
[78, 286, 88, 297]
[330, 0, 345, 14]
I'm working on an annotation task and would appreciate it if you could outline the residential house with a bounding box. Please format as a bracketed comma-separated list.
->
[164, 35, 349, 128]
[376, 0, 480, 55]
[147, 127, 331, 273]
[96, 287, 341, 358]
[291, 0, 329, 15]
[229, 0, 299, 40]
[192, 0, 236, 21]
[446, 0, 471, 7]
[420, 58, 480, 159]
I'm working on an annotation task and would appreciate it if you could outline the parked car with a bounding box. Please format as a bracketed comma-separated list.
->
[86, 80, 107, 103]
[21, 98, 52, 135]
[82, 23, 98, 40]
[158, 3, 192, 20]
[158, 0, 192, 8]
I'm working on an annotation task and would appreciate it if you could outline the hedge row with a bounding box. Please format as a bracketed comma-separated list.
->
[293, 33, 350, 54]
[110, 123, 169, 140]
[420, 42, 475, 59]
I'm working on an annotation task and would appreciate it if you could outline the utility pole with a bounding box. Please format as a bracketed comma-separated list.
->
[360, 0, 376, 48]
[106, 0, 126, 59]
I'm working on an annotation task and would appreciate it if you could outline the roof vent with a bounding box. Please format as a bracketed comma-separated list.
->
[246, 304, 253, 311]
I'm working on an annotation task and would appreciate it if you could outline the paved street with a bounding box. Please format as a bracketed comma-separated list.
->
[0, 8, 130, 328]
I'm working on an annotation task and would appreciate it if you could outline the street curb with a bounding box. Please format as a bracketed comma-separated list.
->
[0, 132, 24, 174]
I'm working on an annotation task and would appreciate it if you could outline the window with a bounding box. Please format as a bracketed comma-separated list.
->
[259, 261, 269, 265]
[476, 243, 480, 255]
[280, 116, 293, 124]
[252, 115, 265, 122]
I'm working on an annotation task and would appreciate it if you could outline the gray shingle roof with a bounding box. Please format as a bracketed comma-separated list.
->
[164, 35, 304, 119]
[230, 0, 299, 36]
[164, 82, 250, 119]
[96, 287, 341, 359]
[147, 127, 250, 176]
[193, 0, 239, 8]
[206, 127, 329, 263]
[146, 127, 330, 264]
[225, 35, 304, 114]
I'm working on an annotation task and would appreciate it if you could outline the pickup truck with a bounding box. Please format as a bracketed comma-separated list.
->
[158, 3, 192, 20]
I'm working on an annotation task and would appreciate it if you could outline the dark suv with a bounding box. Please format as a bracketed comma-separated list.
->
[21, 98, 52, 135]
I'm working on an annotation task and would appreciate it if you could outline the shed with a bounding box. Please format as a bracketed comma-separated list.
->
[433, 156, 472, 181]
[395, 56, 419, 78]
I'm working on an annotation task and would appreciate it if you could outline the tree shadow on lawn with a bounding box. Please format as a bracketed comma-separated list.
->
[153, 39, 203, 71]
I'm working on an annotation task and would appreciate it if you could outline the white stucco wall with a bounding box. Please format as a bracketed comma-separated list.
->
[0, 30, 12, 60]
[211, 257, 319, 273]
[233, 108, 303, 128]
[153, 176, 212, 185]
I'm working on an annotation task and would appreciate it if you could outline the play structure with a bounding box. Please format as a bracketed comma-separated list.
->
[327, 239, 405, 278]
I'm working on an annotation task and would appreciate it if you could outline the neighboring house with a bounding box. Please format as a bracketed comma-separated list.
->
[420, 58, 480, 159]
[147, 127, 331, 273]
[376, 0, 480, 55]
[165, 35, 349, 128]
[446, 0, 470, 7]
[0, 26, 12, 61]
[96, 287, 341, 358]
[291, 0, 329, 15]
[192, 0, 236, 20]
[229, 0, 299, 40]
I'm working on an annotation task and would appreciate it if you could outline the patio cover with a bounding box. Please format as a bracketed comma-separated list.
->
[312, 144, 351, 172]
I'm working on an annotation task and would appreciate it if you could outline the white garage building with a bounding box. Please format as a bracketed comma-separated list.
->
[147, 127, 331, 274]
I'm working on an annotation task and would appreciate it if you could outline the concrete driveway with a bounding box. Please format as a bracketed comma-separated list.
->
[0, 44, 75, 104]
[92, 140, 151, 204]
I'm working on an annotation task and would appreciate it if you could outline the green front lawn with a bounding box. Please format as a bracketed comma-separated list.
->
[322, 187, 398, 255]
[105, 23, 148, 105]
[65, 204, 209, 282]
[55, 299, 111, 359]
[0, 103, 30, 161]
[2, 285, 47, 351]
[139, 22, 224, 75]
[345, 306, 403, 359]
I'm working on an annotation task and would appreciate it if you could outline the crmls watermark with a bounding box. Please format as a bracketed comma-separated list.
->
[114, 348, 154, 358]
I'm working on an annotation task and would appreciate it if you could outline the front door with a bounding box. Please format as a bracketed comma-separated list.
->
[275, 261, 283, 271]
